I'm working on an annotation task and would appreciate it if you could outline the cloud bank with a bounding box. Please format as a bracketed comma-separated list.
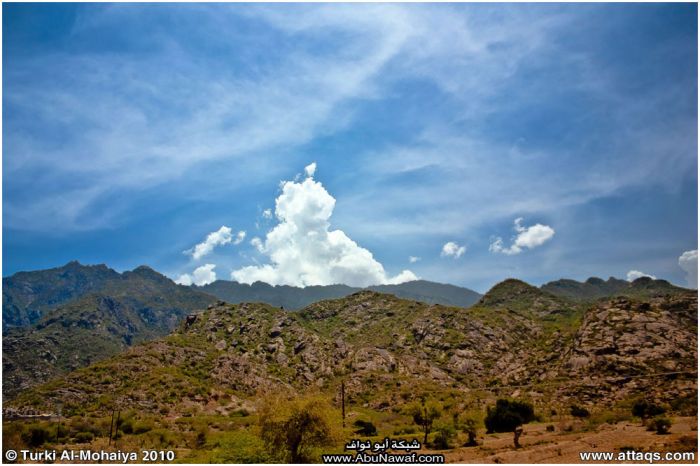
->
[678, 249, 698, 288]
[626, 270, 656, 282]
[175, 263, 217, 286]
[489, 218, 555, 255]
[231, 166, 417, 287]
[440, 242, 466, 259]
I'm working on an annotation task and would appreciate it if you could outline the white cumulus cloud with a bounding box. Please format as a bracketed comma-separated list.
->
[190, 226, 232, 260]
[678, 249, 698, 288]
[304, 162, 317, 178]
[409, 256, 420, 263]
[489, 217, 555, 255]
[175, 263, 217, 286]
[440, 242, 466, 259]
[626, 270, 656, 282]
[231, 165, 416, 287]
[262, 209, 272, 219]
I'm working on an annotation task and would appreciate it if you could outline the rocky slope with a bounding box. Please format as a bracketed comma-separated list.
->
[2, 265, 216, 398]
[3, 261, 122, 329]
[7, 281, 695, 419]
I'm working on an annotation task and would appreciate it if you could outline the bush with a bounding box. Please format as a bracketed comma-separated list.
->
[485, 399, 535, 434]
[120, 419, 134, 434]
[430, 424, 456, 450]
[352, 420, 377, 436]
[647, 417, 672, 435]
[196, 429, 207, 448]
[392, 425, 417, 435]
[133, 420, 154, 435]
[259, 396, 338, 463]
[632, 401, 665, 420]
[75, 431, 94, 443]
[22, 425, 51, 447]
[570, 405, 590, 418]
[209, 431, 272, 463]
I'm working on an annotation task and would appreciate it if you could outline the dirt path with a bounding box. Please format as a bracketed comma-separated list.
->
[443, 417, 697, 464]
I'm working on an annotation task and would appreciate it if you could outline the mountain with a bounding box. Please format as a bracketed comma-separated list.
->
[3, 264, 216, 398]
[2, 261, 122, 329]
[8, 282, 696, 420]
[475, 278, 577, 317]
[541, 276, 691, 301]
[198, 279, 482, 310]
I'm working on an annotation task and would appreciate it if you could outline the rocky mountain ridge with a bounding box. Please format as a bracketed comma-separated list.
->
[198, 278, 482, 310]
[7, 282, 696, 421]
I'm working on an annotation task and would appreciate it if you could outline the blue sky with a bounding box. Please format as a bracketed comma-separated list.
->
[3, 3, 697, 292]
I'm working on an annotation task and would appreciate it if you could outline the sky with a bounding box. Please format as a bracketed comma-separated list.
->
[3, 3, 698, 292]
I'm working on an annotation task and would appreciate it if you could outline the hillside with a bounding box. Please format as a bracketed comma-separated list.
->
[2, 261, 122, 329]
[2, 265, 216, 398]
[198, 279, 482, 310]
[8, 284, 696, 419]
[541, 276, 691, 301]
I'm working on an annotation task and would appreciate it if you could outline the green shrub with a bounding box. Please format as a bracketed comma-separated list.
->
[75, 431, 94, 443]
[632, 401, 665, 420]
[647, 417, 672, 435]
[430, 424, 455, 450]
[22, 425, 51, 447]
[570, 405, 590, 418]
[120, 419, 134, 434]
[352, 420, 377, 436]
[209, 431, 272, 463]
[133, 420, 154, 435]
[392, 425, 417, 435]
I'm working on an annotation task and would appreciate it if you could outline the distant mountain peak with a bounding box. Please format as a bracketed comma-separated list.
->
[542, 275, 690, 301]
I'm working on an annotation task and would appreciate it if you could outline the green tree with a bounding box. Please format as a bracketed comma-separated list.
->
[407, 400, 442, 445]
[484, 399, 536, 449]
[632, 401, 666, 423]
[461, 418, 479, 447]
[431, 424, 455, 449]
[259, 396, 338, 463]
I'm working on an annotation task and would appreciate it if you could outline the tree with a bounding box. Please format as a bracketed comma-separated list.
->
[460, 418, 479, 447]
[407, 400, 442, 445]
[431, 424, 456, 449]
[632, 401, 666, 424]
[484, 399, 536, 449]
[259, 396, 338, 463]
[570, 405, 590, 419]
[452, 411, 479, 447]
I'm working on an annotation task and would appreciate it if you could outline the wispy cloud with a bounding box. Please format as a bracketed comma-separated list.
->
[440, 242, 466, 259]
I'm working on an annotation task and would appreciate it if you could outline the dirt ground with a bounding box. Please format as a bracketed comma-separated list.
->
[442, 417, 697, 464]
